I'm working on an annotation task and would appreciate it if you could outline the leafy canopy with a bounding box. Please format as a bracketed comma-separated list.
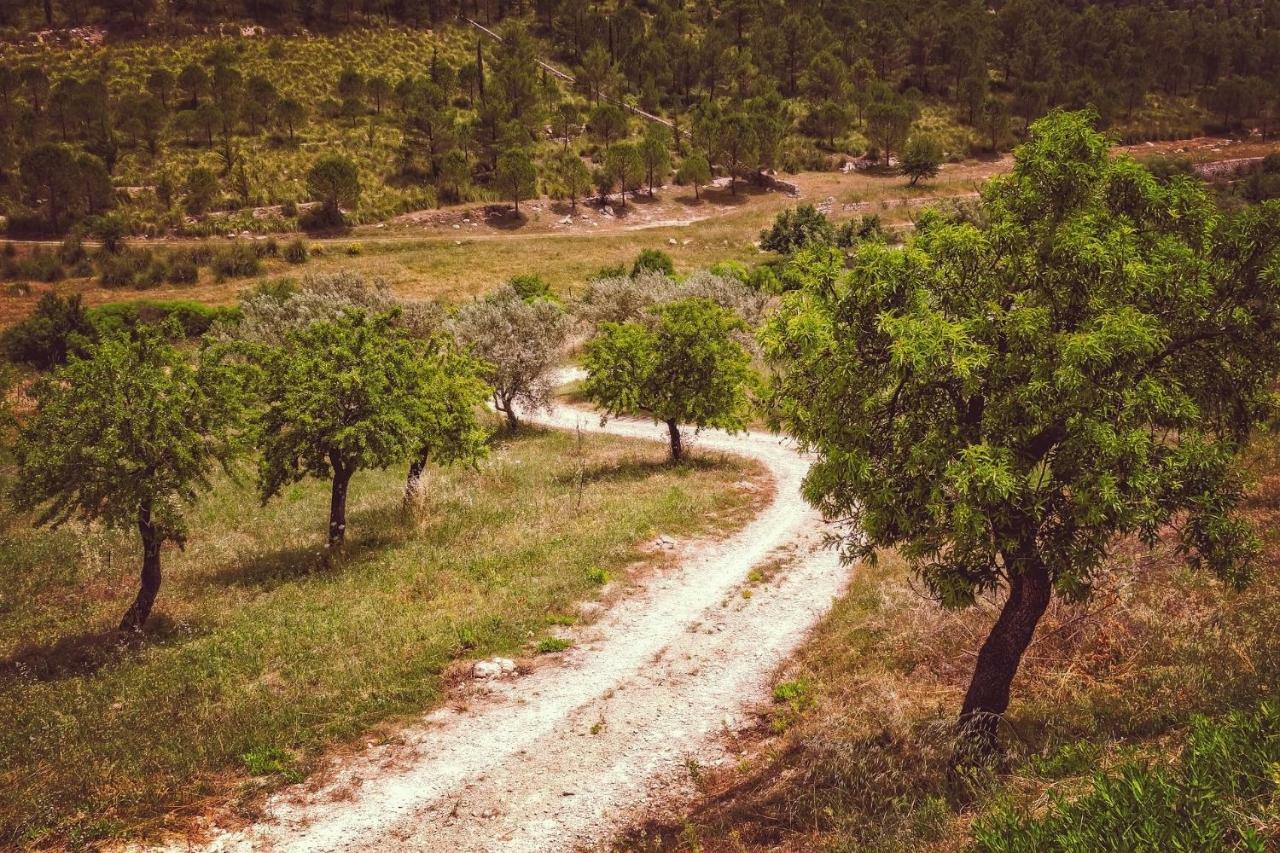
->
[13, 322, 248, 544]
[584, 297, 754, 435]
[256, 310, 426, 501]
[763, 110, 1280, 608]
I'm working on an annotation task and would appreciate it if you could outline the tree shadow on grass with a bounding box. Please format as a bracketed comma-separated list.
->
[0, 614, 192, 683]
[204, 526, 404, 590]
[557, 453, 723, 487]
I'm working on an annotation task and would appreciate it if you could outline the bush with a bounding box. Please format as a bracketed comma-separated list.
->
[759, 204, 836, 254]
[283, 238, 310, 264]
[7, 249, 67, 283]
[164, 251, 200, 285]
[99, 249, 163, 289]
[89, 300, 241, 339]
[210, 243, 264, 280]
[631, 248, 675, 277]
[973, 702, 1280, 852]
[1, 292, 95, 369]
[508, 273, 553, 302]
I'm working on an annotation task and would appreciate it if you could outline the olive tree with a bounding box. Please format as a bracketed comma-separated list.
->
[761, 111, 1280, 758]
[13, 324, 248, 630]
[256, 310, 425, 549]
[583, 297, 753, 460]
[451, 284, 569, 430]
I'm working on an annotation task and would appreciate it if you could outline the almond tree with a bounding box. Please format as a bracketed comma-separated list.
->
[13, 324, 249, 630]
[762, 111, 1280, 759]
[256, 310, 424, 549]
[583, 297, 753, 460]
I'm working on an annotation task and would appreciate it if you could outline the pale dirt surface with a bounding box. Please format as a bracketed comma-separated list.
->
[168, 375, 850, 853]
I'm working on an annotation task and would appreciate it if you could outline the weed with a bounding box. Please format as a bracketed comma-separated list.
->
[537, 637, 572, 654]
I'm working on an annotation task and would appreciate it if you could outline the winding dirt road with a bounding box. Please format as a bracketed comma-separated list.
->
[192, 389, 849, 852]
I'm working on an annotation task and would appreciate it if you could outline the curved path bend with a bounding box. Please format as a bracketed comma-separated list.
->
[193, 385, 850, 853]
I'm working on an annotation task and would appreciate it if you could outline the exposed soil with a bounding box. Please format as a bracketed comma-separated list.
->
[167, 374, 850, 852]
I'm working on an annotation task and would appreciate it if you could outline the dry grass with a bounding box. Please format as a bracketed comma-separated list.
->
[0, 427, 767, 848]
[627, 437, 1280, 852]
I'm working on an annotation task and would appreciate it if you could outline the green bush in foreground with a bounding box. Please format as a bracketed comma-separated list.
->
[974, 701, 1280, 852]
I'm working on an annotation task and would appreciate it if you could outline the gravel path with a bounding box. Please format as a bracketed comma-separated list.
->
[190, 389, 850, 853]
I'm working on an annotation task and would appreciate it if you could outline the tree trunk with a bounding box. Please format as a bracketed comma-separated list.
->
[404, 447, 429, 505]
[666, 419, 683, 461]
[955, 552, 1052, 762]
[44, 0, 54, 26]
[119, 502, 162, 631]
[328, 454, 352, 548]
[496, 392, 519, 431]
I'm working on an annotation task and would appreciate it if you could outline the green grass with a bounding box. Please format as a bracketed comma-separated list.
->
[0, 427, 765, 847]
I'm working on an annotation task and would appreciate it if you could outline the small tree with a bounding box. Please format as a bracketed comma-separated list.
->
[0, 292, 95, 369]
[865, 89, 920, 165]
[13, 324, 247, 630]
[495, 147, 537, 214]
[276, 97, 306, 144]
[583, 297, 753, 460]
[306, 155, 360, 225]
[587, 102, 628, 151]
[20, 142, 78, 230]
[677, 151, 712, 200]
[548, 149, 591, 212]
[762, 111, 1280, 759]
[639, 123, 673, 196]
[451, 285, 569, 430]
[605, 141, 645, 206]
[901, 134, 944, 186]
[257, 311, 424, 549]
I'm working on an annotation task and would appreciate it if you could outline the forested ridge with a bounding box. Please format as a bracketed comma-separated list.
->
[1, 1, 1278, 242]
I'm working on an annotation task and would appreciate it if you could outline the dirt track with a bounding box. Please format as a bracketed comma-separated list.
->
[181, 376, 849, 852]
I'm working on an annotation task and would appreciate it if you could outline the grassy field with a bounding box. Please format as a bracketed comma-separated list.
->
[635, 437, 1280, 851]
[0, 425, 767, 848]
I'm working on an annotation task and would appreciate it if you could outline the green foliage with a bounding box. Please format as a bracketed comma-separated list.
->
[763, 110, 1280, 734]
[900, 134, 944, 186]
[88, 300, 240, 339]
[974, 702, 1280, 852]
[508, 273, 554, 302]
[536, 637, 572, 654]
[1, 292, 95, 369]
[676, 151, 712, 199]
[583, 297, 753, 459]
[631, 248, 674, 277]
[546, 149, 592, 211]
[495, 147, 538, 213]
[306, 154, 360, 224]
[283, 238, 309, 264]
[12, 321, 248, 548]
[759, 204, 836, 255]
[255, 310, 426, 545]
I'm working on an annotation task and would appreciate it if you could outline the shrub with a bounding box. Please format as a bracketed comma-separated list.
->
[759, 204, 836, 254]
[164, 250, 200, 285]
[99, 249, 161, 289]
[631, 248, 675, 277]
[210, 243, 264, 280]
[12, 249, 66, 283]
[1, 292, 95, 369]
[89, 300, 240, 339]
[508, 273, 553, 302]
[282, 238, 309, 264]
[536, 637, 572, 654]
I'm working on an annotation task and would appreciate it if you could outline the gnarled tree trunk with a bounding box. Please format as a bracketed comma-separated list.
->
[954, 551, 1051, 763]
[666, 419, 683, 461]
[495, 391, 519, 431]
[328, 452, 352, 548]
[119, 501, 162, 632]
